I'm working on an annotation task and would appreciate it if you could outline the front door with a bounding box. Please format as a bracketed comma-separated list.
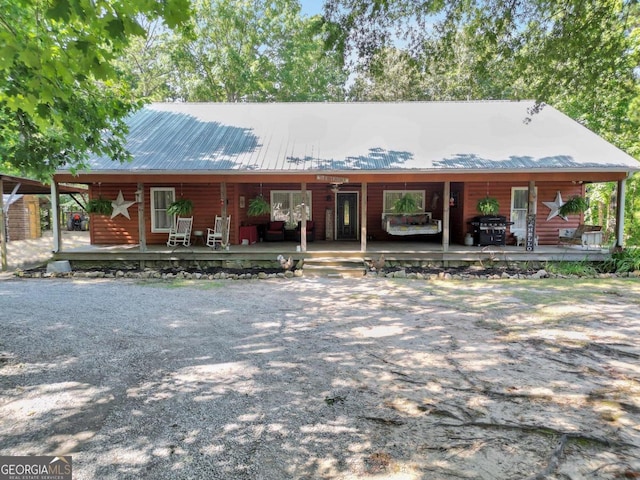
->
[336, 192, 358, 240]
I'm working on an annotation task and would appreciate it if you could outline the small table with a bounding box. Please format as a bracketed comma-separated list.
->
[239, 225, 258, 245]
[193, 230, 205, 246]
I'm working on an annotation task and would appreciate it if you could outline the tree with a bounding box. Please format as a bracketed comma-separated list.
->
[348, 47, 425, 101]
[0, 0, 191, 179]
[114, 19, 177, 102]
[329, 0, 638, 102]
[168, 0, 346, 102]
[329, 0, 640, 243]
[348, 30, 524, 102]
[270, 13, 347, 101]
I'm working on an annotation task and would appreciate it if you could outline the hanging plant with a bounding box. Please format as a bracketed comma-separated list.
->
[85, 196, 113, 215]
[247, 195, 271, 216]
[167, 198, 194, 216]
[477, 196, 500, 216]
[558, 195, 588, 217]
[393, 194, 420, 214]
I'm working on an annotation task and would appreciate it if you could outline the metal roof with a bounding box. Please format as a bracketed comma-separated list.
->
[72, 101, 639, 174]
[1, 174, 86, 195]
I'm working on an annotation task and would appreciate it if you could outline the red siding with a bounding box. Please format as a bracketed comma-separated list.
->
[89, 185, 139, 245]
[463, 182, 584, 245]
[239, 183, 332, 241]
[365, 182, 444, 241]
[87, 180, 586, 246]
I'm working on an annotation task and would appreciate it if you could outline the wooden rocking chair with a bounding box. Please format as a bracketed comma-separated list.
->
[166, 216, 193, 247]
[206, 215, 231, 249]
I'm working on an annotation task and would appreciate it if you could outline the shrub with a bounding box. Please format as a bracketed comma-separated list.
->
[601, 248, 640, 273]
[545, 260, 598, 276]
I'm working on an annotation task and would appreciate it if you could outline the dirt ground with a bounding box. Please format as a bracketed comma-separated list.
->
[0, 276, 639, 479]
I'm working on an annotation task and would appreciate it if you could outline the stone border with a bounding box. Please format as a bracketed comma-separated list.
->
[12, 267, 640, 280]
[14, 268, 303, 280]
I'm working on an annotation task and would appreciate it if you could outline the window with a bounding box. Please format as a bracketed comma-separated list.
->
[151, 187, 175, 232]
[510, 187, 536, 235]
[271, 190, 312, 227]
[383, 190, 425, 213]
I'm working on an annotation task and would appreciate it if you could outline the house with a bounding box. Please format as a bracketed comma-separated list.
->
[0, 174, 86, 270]
[2, 194, 41, 241]
[52, 101, 639, 257]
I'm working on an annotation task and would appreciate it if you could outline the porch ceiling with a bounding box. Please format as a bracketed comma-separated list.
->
[1, 174, 86, 195]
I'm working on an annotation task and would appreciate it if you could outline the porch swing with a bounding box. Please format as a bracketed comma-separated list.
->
[382, 213, 442, 235]
[381, 188, 442, 236]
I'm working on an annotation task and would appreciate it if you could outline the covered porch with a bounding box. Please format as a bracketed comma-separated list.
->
[50, 101, 637, 265]
[52, 235, 611, 274]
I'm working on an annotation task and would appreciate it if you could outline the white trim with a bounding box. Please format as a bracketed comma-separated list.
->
[150, 187, 175, 233]
[510, 186, 537, 236]
[270, 190, 312, 227]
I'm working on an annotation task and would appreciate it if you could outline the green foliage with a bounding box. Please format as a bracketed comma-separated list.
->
[86, 197, 113, 215]
[393, 193, 420, 214]
[328, 0, 639, 108]
[114, 19, 177, 101]
[625, 175, 640, 245]
[167, 0, 346, 102]
[544, 261, 598, 277]
[601, 248, 640, 273]
[476, 197, 500, 216]
[247, 195, 271, 217]
[0, 0, 191, 179]
[348, 48, 425, 101]
[331, 0, 640, 243]
[166, 198, 194, 216]
[558, 196, 589, 217]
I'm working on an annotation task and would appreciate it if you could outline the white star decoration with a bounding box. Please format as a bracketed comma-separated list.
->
[543, 191, 568, 221]
[111, 190, 136, 219]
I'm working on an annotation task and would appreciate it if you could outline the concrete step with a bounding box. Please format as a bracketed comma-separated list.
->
[302, 257, 367, 278]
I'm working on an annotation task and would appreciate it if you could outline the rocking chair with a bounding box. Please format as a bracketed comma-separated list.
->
[166, 216, 193, 247]
[206, 215, 231, 249]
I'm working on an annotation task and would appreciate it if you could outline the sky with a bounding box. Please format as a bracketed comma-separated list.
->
[300, 0, 324, 17]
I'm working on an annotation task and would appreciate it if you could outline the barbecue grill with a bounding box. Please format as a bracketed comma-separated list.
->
[469, 215, 514, 246]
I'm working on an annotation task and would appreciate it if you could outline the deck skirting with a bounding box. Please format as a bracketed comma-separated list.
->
[52, 241, 611, 271]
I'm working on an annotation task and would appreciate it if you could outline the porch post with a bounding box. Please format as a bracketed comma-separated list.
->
[220, 182, 228, 247]
[0, 178, 6, 271]
[51, 180, 61, 253]
[137, 183, 147, 252]
[527, 181, 537, 251]
[300, 182, 307, 252]
[616, 178, 626, 248]
[360, 182, 367, 252]
[442, 181, 450, 252]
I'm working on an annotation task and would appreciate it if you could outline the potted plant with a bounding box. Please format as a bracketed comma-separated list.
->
[477, 196, 500, 216]
[558, 195, 588, 217]
[247, 195, 271, 217]
[85, 196, 113, 215]
[167, 198, 194, 216]
[393, 193, 420, 214]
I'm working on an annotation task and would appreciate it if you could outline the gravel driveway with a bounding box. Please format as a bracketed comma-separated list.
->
[1, 276, 639, 479]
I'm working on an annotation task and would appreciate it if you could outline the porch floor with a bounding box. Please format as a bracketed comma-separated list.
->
[54, 236, 611, 268]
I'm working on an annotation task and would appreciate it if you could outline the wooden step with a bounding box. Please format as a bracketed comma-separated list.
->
[302, 257, 367, 278]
